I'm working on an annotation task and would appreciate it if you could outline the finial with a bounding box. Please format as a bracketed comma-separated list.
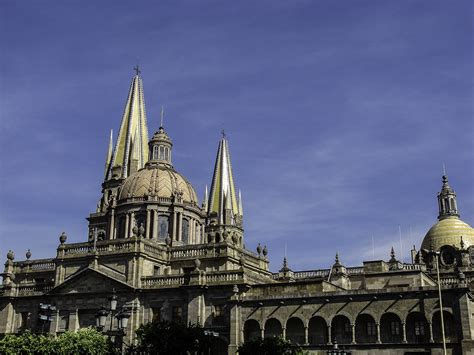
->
[26, 249, 32, 260]
[59, 232, 67, 244]
[335, 252, 340, 265]
[134, 65, 141, 76]
[160, 105, 164, 128]
[460, 236, 465, 250]
[256, 243, 262, 255]
[390, 246, 396, 262]
[262, 245, 268, 257]
[7, 250, 14, 261]
[443, 163, 447, 177]
[283, 256, 288, 269]
[221, 129, 226, 139]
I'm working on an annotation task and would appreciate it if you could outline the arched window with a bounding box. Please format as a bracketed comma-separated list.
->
[286, 317, 305, 345]
[117, 216, 126, 239]
[433, 311, 457, 342]
[331, 315, 351, 344]
[264, 318, 282, 338]
[244, 320, 261, 342]
[380, 313, 402, 343]
[159, 146, 165, 160]
[158, 215, 169, 240]
[182, 218, 189, 244]
[406, 312, 429, 343]
[308, 316, 327, 344]
[165, 147, 169, 161]
[355, 314, 377, 343]
[153, 145, 159, 160]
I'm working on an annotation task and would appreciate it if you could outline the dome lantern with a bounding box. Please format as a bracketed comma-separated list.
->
[148, 126, 173, 166]
[437, 175, 459, 220]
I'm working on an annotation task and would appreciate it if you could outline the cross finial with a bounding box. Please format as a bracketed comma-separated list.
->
[134, 65, 141, 76]
[160, 105, 164, 128]
[443, 163, 447, 177]
[221, 129, 226, 139]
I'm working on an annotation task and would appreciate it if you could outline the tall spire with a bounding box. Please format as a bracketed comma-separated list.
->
[208, 133, 240, 224]
[437, 174, 459, 220]
[109, 69, 149, 179]
[104, 129, 113, 178]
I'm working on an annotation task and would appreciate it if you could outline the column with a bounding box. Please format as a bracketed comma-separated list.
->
[428, 322, 434, 343]
[145, 210, 151, 239]
[351, 323, 356, 344]
[125, 214, 130, 239]
[130, 212, 135, 237]
[108, 209, 115, 240]
[402, 322, 407, 343]
[327, 325, 332, 345]
[172, 212, 177, 241]
[152, 210, 158, 240]
[304, 326, 309, 345]
[282, 326, 286, 340]
[376, 322, 381, 344]
[178, 213, 183, 242]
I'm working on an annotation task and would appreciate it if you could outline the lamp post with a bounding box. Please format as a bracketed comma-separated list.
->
[95, 289, 131, 354]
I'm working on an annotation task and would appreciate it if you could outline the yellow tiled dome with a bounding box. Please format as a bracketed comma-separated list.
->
[118, 163, 198, 204]
[421, 216, 474, 251]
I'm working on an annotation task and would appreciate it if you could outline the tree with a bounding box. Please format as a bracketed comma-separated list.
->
[238, 337, 306, 355]
[128, 320, 213, 355]
[0, 328, 111, 355]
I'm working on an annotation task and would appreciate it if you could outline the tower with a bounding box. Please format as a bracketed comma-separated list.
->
[437, 174, 459, 220]
[206, 133, 244, 246]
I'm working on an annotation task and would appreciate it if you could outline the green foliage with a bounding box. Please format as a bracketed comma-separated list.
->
[128, 320, 213, 355]
[0, 328, 111, 355]
[238, 336, 306, 355]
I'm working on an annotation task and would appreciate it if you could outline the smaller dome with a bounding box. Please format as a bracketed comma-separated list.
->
[119, 164, 198, 204]
[421, 216, 474, 251]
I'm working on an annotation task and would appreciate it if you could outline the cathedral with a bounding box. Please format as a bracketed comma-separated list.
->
[1, 71, 474, 355]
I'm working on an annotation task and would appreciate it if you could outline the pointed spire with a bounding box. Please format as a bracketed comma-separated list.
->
[389, 246, 397, 262]
[202, 185, 209, 211]
[334, 252, 341, 266]
[110, 69, 149, 178]
[160, 105, 164, 128]
[437, 174, 459, 220]
[238, 189, 243, 216]
[104, 129, 114, 179]
[208, 133, 239, 225]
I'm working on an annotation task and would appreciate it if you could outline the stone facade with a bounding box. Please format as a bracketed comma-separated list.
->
[1, 72, 474, 355]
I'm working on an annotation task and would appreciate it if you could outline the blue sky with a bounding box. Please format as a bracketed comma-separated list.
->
[1, 1, 472, 272]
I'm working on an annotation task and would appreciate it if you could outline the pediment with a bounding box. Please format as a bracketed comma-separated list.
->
[49, 267, 134, 295]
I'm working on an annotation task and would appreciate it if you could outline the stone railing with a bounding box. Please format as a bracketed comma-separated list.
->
[13, 259, 56, 273]
[205, 270, 243, 284]
[171, 246, 209, 259]
[61, 238, 165, 257]
[292, 269, 331, 279]
[402, 263, 426, 271]
[16, 284, 53, 296]
[347, 266, 365, 275]
[141, 275, 186, 288]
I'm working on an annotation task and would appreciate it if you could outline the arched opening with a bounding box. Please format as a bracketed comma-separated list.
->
[432, 311, 457, 342]
[264, 318, 282, 338]
[243, 320, 261, 342]
[380, 313, 402, 343]
[355, 314, 377, 343]
[331, 315, 351, 344]
[406, 312, 429, 343]
[286, 317, 305, 345]
[308, 316, 327, 345]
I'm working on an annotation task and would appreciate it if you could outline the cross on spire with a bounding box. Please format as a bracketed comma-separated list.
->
[134, 65, 141, 76]
[160, 105, 164, 128]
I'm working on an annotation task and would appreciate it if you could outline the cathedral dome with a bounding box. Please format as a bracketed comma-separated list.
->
[118, 163, 198, 204]
[421, 216, 474, 251]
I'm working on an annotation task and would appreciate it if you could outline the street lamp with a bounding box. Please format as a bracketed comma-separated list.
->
[94, 289, 131, 354]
